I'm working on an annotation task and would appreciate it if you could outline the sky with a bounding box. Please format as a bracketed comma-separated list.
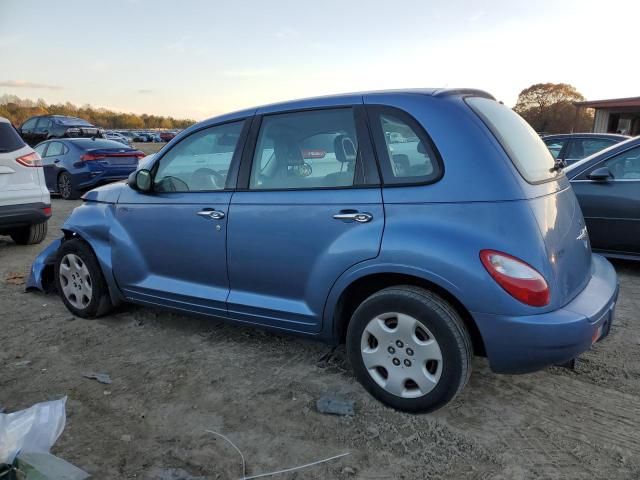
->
[1, 0, 639, 121]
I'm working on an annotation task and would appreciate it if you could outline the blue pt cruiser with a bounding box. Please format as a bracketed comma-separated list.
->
[28, 89, 618, 412]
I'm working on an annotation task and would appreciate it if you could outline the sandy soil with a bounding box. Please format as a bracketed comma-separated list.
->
[1, 198, 639, 479]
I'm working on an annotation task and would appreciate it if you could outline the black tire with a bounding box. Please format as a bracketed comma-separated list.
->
[9, 221, 48, 245]
[58, 171, 80, 200]
[54, 238, 113, 318]
[346, 286, 472, 413]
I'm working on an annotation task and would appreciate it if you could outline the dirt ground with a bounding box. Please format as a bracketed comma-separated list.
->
[1, 198, 640, 480]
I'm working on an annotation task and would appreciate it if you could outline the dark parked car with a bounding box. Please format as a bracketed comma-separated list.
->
[566, 136, 640, 259]
[33, 138, 144, 200]
[542, 133, 628, 165]
[28, 89, 618, 413]
[160, 131, 176, 142]
[19, 115, 104, 147]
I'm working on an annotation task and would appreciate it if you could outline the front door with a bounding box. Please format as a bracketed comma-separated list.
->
[112, 120, 248, 316]
[573, 145, 640, 255]
[227, 107, 384, 333]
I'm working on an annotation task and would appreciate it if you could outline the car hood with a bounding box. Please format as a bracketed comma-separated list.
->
[81, 181, 127, 203]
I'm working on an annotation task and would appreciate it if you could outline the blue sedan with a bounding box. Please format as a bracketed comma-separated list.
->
[33, 138, 145, 199]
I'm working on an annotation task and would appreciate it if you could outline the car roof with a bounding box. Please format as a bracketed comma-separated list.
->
[193, 88, 495, 129]
[542, 133, 630, 140]
[0, 117, 10, 124]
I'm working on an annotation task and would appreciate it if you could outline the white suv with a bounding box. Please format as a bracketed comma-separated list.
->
[0, 117, 51, 244]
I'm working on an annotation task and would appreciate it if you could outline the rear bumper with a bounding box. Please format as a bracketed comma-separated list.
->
[0, 202, 51, 231]
[473, 254, 618, 374]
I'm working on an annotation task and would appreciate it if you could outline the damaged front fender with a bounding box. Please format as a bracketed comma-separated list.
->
[25, 238, 62, 292]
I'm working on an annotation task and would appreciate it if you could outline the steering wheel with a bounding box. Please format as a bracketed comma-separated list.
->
[190, 168, 225, 190]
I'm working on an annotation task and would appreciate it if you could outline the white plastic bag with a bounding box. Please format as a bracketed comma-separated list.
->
[0, 396, 67, 464]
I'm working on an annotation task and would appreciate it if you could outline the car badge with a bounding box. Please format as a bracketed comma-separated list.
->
[577, 227, 589, 248]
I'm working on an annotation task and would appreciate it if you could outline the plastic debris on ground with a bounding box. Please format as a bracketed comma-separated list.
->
[82, 372, 112, 384]
[0, 397, 89, 479]
[316, 394, 355, 416]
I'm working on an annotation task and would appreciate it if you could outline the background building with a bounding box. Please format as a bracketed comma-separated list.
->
[575, 96, 640, 135]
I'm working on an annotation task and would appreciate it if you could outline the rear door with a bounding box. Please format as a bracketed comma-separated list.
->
[40, 141, 64, 189]
[571, 145, 640, 255]
[34, 118, 52, 144]
[113, 119, 249, 316]
[226, 106, 383, 333]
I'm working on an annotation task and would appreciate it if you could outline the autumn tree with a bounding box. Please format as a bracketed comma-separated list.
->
[514, 83, 594, 134]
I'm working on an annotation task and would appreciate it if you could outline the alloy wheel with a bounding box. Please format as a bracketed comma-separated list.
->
[58, 174, 72, 199]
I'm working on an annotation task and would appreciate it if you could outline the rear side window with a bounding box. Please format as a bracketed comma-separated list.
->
[367, 107, 442, 185]
[466, 97, 558, 183]
[567, 138, 616, 160]
[0, 123, 26, 152]
[250, 108, 361, 190]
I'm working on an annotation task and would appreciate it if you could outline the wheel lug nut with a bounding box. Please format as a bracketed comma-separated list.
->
[392, 358, 400, 366]
[396, 340, 404, 348]
[406, 348, 414, 356]
[404, 359, 412, 367]
[388, 346, 395, 354]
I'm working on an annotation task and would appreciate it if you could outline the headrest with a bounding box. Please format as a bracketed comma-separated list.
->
[274, 136, 304, 166]
[417, 141, 427, 154]
[334, 135, 357, 163]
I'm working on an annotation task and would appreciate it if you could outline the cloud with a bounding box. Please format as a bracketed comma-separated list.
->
[165, 35, 193, 54]
[137, 89, 153, 94]
[0, 80, 62, 90]
[222, 68, 276, 78]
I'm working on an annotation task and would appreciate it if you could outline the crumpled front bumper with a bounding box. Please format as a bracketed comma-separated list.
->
[26, 238, 62, 291]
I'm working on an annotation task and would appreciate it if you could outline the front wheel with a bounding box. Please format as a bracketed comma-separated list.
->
[346, 286, 472, 413]
[54, 239, 113, 318]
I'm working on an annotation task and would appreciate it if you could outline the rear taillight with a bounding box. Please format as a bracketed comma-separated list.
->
[16, 152, 42, 167]
[80, 153, 105, 161]
[43, 206, 52, 216]
[480, 249, 550, 307]
[134, 152, 145, 160]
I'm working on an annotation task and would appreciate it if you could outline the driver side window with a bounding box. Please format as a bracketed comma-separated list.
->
[154, 121, 244, 192]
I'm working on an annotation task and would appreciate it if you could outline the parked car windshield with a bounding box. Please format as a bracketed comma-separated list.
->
[466, 96, 558, 183]
[0, 122, 26, 152]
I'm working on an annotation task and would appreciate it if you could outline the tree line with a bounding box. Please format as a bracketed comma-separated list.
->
[1, 83, 593, 134]
[0, 95, 195, 130]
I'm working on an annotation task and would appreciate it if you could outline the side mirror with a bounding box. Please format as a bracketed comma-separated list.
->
[587, 167, 612, 182]
[128, 169, 153, 192]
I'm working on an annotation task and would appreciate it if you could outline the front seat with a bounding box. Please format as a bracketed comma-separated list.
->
[267, 135, 305, 188]
[325, 135, 357, 187]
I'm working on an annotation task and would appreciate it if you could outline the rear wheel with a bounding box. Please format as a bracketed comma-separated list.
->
[9, 221, 48, 245]
[55, 239, 113, 318]
[58, 172, 80, 200]
[346, 286, 472, 413]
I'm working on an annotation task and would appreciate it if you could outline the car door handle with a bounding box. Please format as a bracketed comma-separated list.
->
[197, 209, 225, 220]
[333, 211, 373, 223]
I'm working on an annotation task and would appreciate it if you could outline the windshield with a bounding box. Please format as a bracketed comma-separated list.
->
[466, 96, 559, 183]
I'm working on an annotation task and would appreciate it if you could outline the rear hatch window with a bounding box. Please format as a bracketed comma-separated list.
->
[466, 97, 559, 183]
[0, 122, 26, 153]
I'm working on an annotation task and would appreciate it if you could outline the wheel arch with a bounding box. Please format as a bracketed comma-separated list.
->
[327, 269, 486, 357]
